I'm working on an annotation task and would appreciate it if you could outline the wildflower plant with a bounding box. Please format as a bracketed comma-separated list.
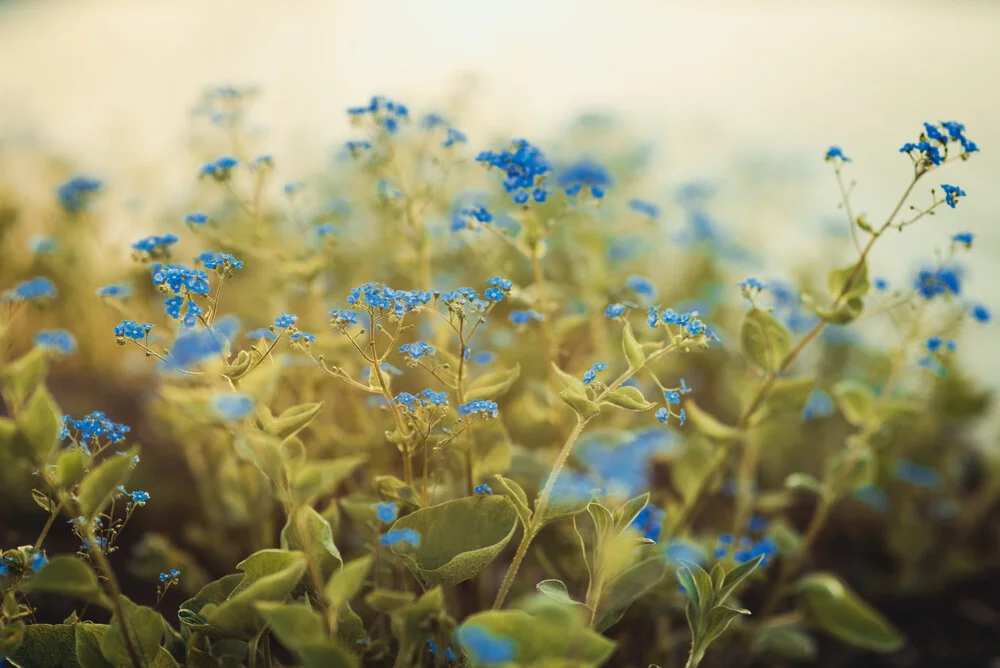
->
[0, 87, 992, 668]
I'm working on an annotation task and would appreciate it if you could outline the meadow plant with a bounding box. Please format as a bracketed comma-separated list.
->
[0, 88, 993, 668]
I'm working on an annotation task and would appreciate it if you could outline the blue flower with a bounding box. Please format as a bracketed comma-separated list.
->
[443, 127, 467, 148]
[197, 251, 244, 270]
[199, 156, 239, 181]
[953, 232, 974, 247]
[380, 528, 420, 548]
[665, 540, 706, 567]
[628, 198, 660, 219]
[98, 283, 132, 299]
[345, 139, 372, 154]
[747, 514, 768, 532]
[133, 234, 180, 255]
[274, 312, 299, 329]
[289, 331, 315, 344]
[582, 362, 607, 385]
[453, 204, 493, 232]
[4, 276, 57, 302]
[185, 212, 209, 226]
[113, 320, 153, 341]
[458, 399, 498, 419]
[372, 502, 399, 524]
[626, 275, 658, 301]
[894, 460, 942, 488]
[476, 139, 552, 204]
[29, 551, 48, 572]
[509, 309, 544, 326]
[162, 318, 238, 372]
[455, 625, 517, 665]
[899, 140, 942, 166]
[802, 389, 835, 420]
[604, 303, 627, 319]
[915, 266, 962, 299]
[329, 309, 359, 326]
[739, 277, 766, 291]
[159, 569, 181, 583]
[855, 484, 890, 513]
[941, 184, 966, 208]
[62, 412, 131, 445]
[557, 158, 612, 198]
[473, 350, 496, 365]
[346, 283, 433, 317]
[129, 490, 150, 504]
[347, 96, 409, 133]
[246, 328, 277, 341]
[151, 264, 211, 296]
[34, 330, 77, 355]
[57, 175, 103, 214]
[824, 146, 851, 163]
[474, 483, 493, 495]
[213, 393, 255, 421]
[630, 505, 664, 542]
[971, 304, 991, 323]
[873, 277, 889, 291]
[400, 341, 435, 361]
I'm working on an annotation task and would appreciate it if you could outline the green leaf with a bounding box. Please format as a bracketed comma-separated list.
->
[717, 555, 765, 605]
[466, 364, 521, 401]
[6, 624, 79, 668]
[234, 429, 284, 483]
[558, 388, 601, 421]
[493, 475, 532, 527]
[675, 564, 702, 612]
[76, 450, 136, 521]
[824, 448, 876, 492]
[295, 642, 360, 668]
[236, 355, 284, 403]
[292, 455, 369, 505]
[551, 363, 588, 398]
[797, 572, 904, 652]
[784, 472, 825, 495]
[325, 556, 373, 609]
[372, 474, 423, 508]
[280, 505, 343, 582]
[56, 449, 87, 488]
[587, 501, 613, 539]
[387, 495, 519, 588]
[622, 321, 645, 370]
[613, 492, 649, 533]
[31, 488, 57, 513]
[709, 563, 726, 593]
[177, 574, 243, 634]
[75, 624, 112, 668]
[100, 596, 164, 667]
[363, 588, 415, 614]
[832, 379, 876, 427]
[0, 620, 25, 659]
[207, 550, 308, 638]
[255, 601, 326, 653]
[264, 402, 323, 439]
[602, 386, 655, 412]
[814, 297, 864, 325]
[595, 556, 668, 632]
[740, 308, 792, 373]
[457, 608, 615, 666]
[470, 418, 513, 482]
[755, 375, 815, 422]
[16, 387, 62, 462]
[828, 261, 869, 302]
[536, 579, 584, 607]
[1, 346, 49, 409]
[684, 399, 741, 442]
[752, 625, 817, 660]
[24, 556, 104, 604]
[701, 604, 750, 646]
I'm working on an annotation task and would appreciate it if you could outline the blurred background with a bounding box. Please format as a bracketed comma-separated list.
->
[1, 1, 999, 665]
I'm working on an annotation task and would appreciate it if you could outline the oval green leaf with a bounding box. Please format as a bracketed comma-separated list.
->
[797, 572, 904, 652]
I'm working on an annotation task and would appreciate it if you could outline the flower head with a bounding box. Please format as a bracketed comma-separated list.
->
[824, 146, 851, 163]
[557, 158, 612, 198]
[509, 309, 544, 326]
[57, 175, 103, 214]
[372, 502, 399, 524]
[941, 184, 966, 208]
[4, 277, 57, 303]
[582, 362, 608, 385]
[476, 139, 552, 204]
[379, 528, 420, 548]
[34, 330, 77, 355]
[458, 399, 499, 419]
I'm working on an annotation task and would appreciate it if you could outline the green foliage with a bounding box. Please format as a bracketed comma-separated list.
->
[740, 308, 792, 373]
[797, 573, 904, 652]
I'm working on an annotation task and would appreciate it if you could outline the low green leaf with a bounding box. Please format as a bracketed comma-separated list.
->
[0, 620, 25, 658]
[264, 402, 323, 439]
[325, 556, 373, 608]
[798, 572, 904, 652]
[602, 386, 655, 412]
[234, 429, 284, 483]
[364, 588, 415, 614]
[740, 308, 792, 373]
[595, 556, 668, 632]
[74, 623, 111, 668]
[32, 489, 57, 513]
[457, 609, 615, 666]
[255, 601, 326, 653]
[559, 388, 601, 421]
[207, 551, 308, 638]
[177, 574, 243, 635]
[551, 363, 588, 397]
[536, 579, 584, 607]
[493, 475, 532, 526]
[372, 474, 423, 508]
[56, 449, 87, 488]
[293, 455, 368, 505]
[280, 505, 343, 582]
[832, 379, 876, 427]
[752, 625, 817, 660]
[684, 399, 741, 442]
[814, 297, 864, 324]
[828, 260, 869, 302]
[702, 604, 750, 646]
[2, 346, 49, 409]
[24, 556, 103, 603]
[76, 451, 136, 521]
[756, 375, 815, 422]
[717, 554, 765, 605]
[16, 387, 62, 462]
[100, 596, 164, 667]
[6, 624, 78, 668]
[622, 321, 645, 370]
[387, 495, 519, 588]
[466, 364, 521, 401]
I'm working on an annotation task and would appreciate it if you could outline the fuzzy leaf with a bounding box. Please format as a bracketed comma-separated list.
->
[740, 307, 792, 373]
[559, 388, 601, 421]
[798, 572, 904, 652]
[76, 450, 136, 521]
[603, 386, 655, 412]
[466, 364, 521, 401]
[622, 321, 645, 370]
[832, 379, 876, 427]
[264, 402, 323, 439]
[684, 399, 741, 442]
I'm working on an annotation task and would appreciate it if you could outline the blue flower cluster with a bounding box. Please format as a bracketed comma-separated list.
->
[162, 316, 239, 372]
[159, 569, 181, 583]
[329, 309, 360, 327]
[582, 362, 608, 385]
[61, 411, 131, 447]
[604, 303, 627, 319]
[941, 184, 966, 208]
[474, 483, 493, 495]
[3, 276, 57, 302]
[114, 320, 153, 341]
[628, 198, 660, 219]
[626, 275, 658, 302]
[824, 146, 851, 163]
[647, 306, 708, 338]
[915, 266, 961, 299]
[629, 504, 665, 542]
[185, 212, 209, 226]
[379, 528, 420, 548]
[348, 96, 409, 133]
[274, 312, 298, 329]
[484, 276, 512, 302]
[399, 341, 435, 361]
[372, 501, 398, 524]
[57, 175, 103, 214]
[476, 139, 552, 204]
[900, 121, 978, 169]
[199, 156, 239, 181]
[712, 533, 779, 566]
[347, 282, 434, 317]
[453, 204, 493, 232]
[197, 251, 244, 271]
[98, 283, 132, 299]
[394, 389, 449, 412]
[129, 490, 150, 504]
[34, 329, 77, 355]
[214, 393, 255, 421]
[132, 234, 179, 257]
[458, 399, 499, 419]
[509, 309, 544, 326]
[556, 158, 612, 198]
